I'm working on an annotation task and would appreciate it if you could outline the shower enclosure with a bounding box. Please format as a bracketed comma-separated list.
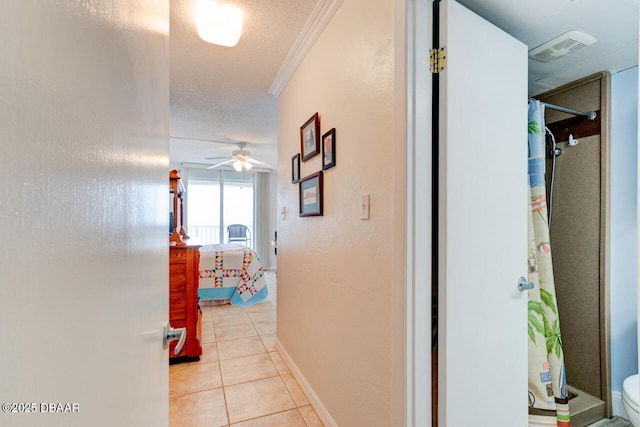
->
[537, 72, 611, 426]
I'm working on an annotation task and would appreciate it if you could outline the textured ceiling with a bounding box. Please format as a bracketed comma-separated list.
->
[169, 0, 638, 167]
[457, 0, 638, 95]
[169, 0, 318, 167]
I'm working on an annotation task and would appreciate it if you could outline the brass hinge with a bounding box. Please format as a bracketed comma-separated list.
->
[429, 47, 447, 73]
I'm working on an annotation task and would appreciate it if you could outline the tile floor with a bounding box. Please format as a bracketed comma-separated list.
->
[169, 272, 324, 427]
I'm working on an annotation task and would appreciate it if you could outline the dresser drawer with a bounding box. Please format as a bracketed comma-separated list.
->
[168, 244, 202, 360]
[169, 249, 186, 263]
[169, 263, 186, 292]
[169, 279, 186, 292]
[170, 291, 186, 320]
[170, 261, 186, 274]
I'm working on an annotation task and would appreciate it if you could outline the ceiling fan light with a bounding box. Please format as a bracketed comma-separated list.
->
[244, 161, 253, 171]
[233, 160, 243, 172]
[195, 1, 243, 47]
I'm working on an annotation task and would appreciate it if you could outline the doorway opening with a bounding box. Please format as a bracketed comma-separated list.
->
[186, 170, 255, 248]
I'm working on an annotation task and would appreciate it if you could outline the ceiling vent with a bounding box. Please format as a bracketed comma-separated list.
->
[528, 31, 597, 63]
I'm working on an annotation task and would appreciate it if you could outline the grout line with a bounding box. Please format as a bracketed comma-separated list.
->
[297, 406, 313, 427]
[215, 334, 232, 427]
[279, 363, 304, 410]
[169, 385, 223, 399]
[222, 373, 282, 389]
[229, 407, 304, 426]
[221, 379, 231, 426]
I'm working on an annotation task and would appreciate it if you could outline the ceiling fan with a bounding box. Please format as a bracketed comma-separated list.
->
[204, 142, 276, 172]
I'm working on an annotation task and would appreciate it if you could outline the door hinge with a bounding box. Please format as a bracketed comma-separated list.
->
[429, 47, 447, 73]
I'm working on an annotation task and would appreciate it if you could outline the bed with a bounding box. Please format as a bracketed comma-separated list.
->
[197, 244, 268, 306]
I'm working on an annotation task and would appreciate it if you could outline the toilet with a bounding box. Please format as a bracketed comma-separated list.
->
[623, 374, 640, 426]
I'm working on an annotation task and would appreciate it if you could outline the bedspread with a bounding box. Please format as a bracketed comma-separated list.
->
[198, 244, 268, 306]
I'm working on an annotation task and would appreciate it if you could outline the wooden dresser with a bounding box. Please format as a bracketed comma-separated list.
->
[169, 244, 202, 361]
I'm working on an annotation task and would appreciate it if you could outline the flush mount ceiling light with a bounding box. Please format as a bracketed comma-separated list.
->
[196, 0, 243, 47]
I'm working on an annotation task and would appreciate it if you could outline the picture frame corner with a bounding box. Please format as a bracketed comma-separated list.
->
[300, 112, 321, 162]
[321, 127, 336, 170]
[298, 170, 323, 217]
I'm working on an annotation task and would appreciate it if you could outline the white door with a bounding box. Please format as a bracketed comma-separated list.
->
[0, 2, 169, 426]
[438, 0, 528, 425]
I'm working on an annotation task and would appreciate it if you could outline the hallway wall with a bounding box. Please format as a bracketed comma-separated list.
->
[275, 0, 405, 424]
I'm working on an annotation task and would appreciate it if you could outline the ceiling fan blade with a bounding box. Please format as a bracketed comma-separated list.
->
[170, 136, 238, 146]
[204, 156, 233, 160]
[207, 159, 235, 169]
[247, 158, 276, 170]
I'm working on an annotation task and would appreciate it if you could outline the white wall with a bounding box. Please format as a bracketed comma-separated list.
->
[0, 1, 170, 425]
[275, 0, 405, 425]
[610, 67, 638, 396]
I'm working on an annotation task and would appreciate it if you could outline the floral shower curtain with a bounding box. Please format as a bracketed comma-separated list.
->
[527, 100, 570, 426]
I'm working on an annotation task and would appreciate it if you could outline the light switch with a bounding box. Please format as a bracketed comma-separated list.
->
[360, 194, 370, 220]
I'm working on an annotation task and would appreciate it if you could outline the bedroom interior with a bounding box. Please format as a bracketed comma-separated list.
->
[169, 169, 264, 359]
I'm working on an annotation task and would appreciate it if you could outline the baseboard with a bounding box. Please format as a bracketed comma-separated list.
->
[274, 338, 338, 427]
[611, 390, 629, 420]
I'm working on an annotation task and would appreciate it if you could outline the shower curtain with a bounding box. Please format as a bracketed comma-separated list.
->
[527, 100, 570, 427]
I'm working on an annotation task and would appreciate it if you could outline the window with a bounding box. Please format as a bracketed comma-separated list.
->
[186, 169, 254, 247]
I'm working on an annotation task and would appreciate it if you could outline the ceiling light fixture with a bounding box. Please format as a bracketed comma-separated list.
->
[196, 1, 243, 47]
[233, 159, 253, 172]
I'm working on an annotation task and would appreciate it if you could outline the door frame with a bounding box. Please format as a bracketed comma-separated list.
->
[403, 0, 432, 425]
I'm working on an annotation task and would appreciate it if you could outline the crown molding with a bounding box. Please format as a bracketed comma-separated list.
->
[268, 0, 344, 97]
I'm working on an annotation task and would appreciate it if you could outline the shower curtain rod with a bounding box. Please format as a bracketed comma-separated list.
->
[540, 101, 597, 121]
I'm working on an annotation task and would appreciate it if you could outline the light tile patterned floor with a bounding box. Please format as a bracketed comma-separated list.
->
[169, 272, 324, 427]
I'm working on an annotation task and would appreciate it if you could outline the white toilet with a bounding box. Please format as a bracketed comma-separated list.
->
[623, 374, 640, 426]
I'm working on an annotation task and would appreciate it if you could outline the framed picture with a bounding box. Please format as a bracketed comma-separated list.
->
[291, 153, 300, 183]
[299, 171, 323, 217]
[300, 112, 320, 161]
[322, 128, 336, 170]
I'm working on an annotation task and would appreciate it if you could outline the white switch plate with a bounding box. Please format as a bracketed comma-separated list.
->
[360, 194, 370, 220]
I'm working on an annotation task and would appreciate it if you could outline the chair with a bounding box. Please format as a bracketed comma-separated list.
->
[227, 224, 251, 246]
